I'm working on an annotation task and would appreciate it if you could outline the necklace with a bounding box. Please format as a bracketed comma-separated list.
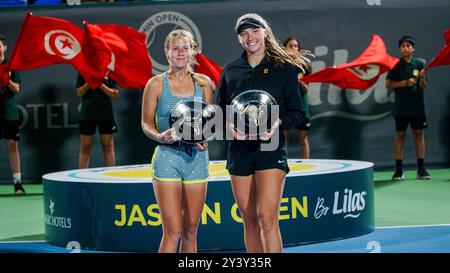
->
[172, 83, 188, 95]
[170, 76, 193, 96]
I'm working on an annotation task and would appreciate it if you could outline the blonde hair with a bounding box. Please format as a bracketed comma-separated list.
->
[235, 13, 311, 73]
[164, 29, 198, 74]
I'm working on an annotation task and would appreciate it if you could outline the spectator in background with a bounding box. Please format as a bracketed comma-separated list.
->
[283, 37, 312, 159]
[386, 35, 431, 181]
[0, 34, 25, 195]
[76, 72, 119, 169]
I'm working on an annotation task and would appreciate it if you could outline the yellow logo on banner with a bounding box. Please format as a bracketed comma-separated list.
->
[114, 196, 309, 227]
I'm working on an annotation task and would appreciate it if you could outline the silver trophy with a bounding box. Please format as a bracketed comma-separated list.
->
[169, 100, 216, 144]
[230, 89, 278, 138]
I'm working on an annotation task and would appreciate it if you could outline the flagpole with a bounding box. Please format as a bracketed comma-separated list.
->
[8, 12, 33, 70]
[424, 59, 434, 72]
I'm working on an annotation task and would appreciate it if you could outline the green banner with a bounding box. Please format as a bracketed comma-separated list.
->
[43, 160, 374, 251]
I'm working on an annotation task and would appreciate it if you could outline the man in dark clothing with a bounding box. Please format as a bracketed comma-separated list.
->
[0, 34, 25, 194]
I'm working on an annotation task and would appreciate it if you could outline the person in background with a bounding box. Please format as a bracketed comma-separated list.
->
[0, 34, 25, 195]
[283, 37, 312, 159]
[76, 72, 119, 168]
[386, 35, 431, 181]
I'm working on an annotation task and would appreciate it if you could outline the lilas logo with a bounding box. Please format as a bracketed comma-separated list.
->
[333, 189, 367, 219]
[314, 188, 367, 220]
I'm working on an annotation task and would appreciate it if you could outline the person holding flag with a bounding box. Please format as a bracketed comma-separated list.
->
[386, 35, 431, 181]
[425, 29, 450, 71]
[0, 34, 25, 194]
[9, 14, 109, 89]
[82, 22, 152, 91]
[302, 34, 399, 89]
[76, 71, 119, 168]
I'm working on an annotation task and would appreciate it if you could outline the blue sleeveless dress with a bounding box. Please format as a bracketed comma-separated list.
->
[151, 72, 209, 184]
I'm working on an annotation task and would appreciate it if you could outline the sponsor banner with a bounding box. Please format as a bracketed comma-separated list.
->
[43, 160, 374, 251]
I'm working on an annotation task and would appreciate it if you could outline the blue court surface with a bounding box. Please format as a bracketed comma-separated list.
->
[1, 224, 450, 253]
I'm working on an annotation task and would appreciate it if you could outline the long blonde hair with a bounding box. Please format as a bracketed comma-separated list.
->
[235, 13, 311, 73]
[164, 29, 198, 74]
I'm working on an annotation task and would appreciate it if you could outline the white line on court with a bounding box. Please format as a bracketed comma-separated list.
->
[376, 223, 450, 229]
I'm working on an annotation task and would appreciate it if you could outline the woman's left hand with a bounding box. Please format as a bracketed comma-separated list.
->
[259, 118, 281, 141]
[195, 141, 208, 151]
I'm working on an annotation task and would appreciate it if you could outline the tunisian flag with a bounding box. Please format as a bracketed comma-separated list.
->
[8, 13, 108, 89]
[83, 23, 152, 90]
[0, 64, 9, 87]
[303, 34, 399, 89]
[195, 53, 222, 87]
[425, 29, 450, 71]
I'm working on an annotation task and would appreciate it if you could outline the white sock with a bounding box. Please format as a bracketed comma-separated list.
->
[13, 172, 21, 184]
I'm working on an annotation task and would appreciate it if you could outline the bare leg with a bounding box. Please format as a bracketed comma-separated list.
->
[298, 130, 310, 159]
[100, 134, 115, 167]
[394, 131, 406, 160]
[79, 135, 93, 169]
[230, 174, 263, 253]
[179, 183, 207, 253]
[412, 129, 425, 159]
[153, 180, 183, 253]
[255, 169, 285, 253]
[6, 139, 20, 174]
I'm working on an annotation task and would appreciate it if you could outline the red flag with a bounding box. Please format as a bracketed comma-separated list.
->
[9, 13, 108, 88]
[425, 29, 450, 71]
[84, 23, 152, 90]
[195, 53, 222, 87]
[0, 64, 9, 87]
[303, 34, 399, 89]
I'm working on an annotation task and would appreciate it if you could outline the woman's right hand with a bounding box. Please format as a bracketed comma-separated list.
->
[227, 123, 247, 140]
[156, 128, 179, 144]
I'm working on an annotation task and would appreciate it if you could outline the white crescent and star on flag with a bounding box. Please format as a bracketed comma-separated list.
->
[44, 30, 81, 60]
[44, 29, 116, 71]
[345, 64, 380, 80]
